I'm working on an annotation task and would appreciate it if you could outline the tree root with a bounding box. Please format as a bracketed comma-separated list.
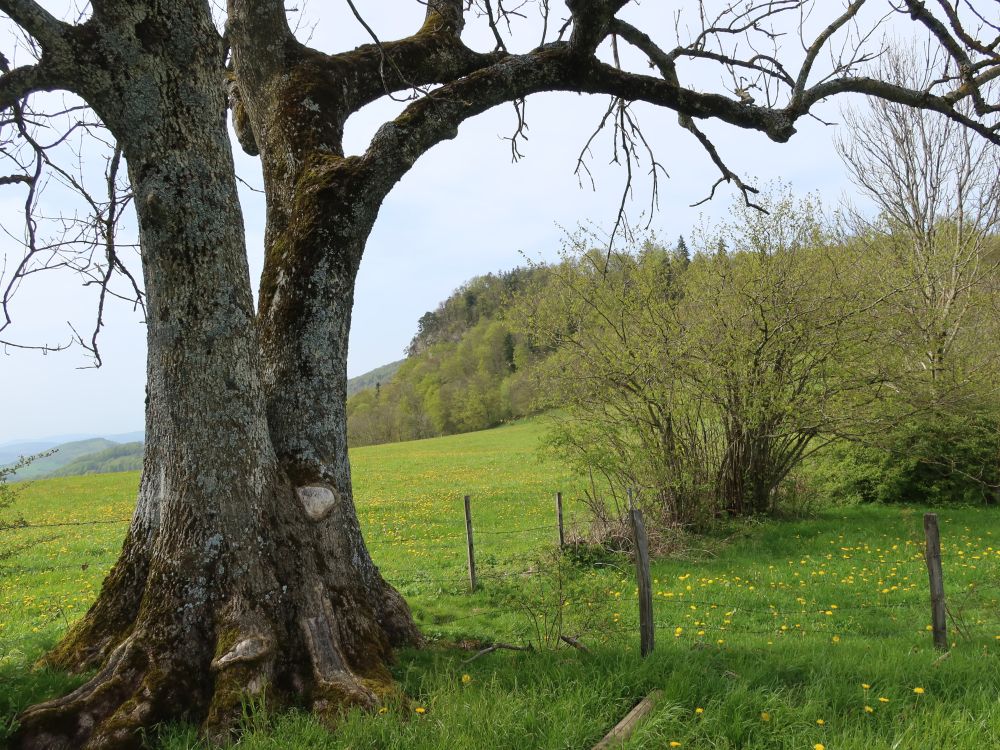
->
[13, 635, 203, 750]
[11, 581, 414, 749]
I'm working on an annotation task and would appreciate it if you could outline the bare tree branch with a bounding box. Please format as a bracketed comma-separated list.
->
[0, 0, 71, 52]
[1, 35, 141, 364]
[685, 119, 762, 210]
[798, 75, 999, 143]
[566, 0, 628, 55]
[792, 0, 867, 100]
[902, 0, 999, 117]
[0, 58, 55, 112]
[608, 18, 763, 209]
[931, 0, 1000, 56]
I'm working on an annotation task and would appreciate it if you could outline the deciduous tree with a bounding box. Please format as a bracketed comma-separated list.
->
[837, 45, 1000, 405]
[2, 1, 998, 747]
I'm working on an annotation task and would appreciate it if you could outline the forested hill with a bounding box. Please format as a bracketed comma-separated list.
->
[47, 442, 144, 478]
[4, 437, 145, 480]
[346, 266, 548, 447]
[346, 360, 404, 397]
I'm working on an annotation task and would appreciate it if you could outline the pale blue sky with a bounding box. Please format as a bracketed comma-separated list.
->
[1, 1, 895, 443]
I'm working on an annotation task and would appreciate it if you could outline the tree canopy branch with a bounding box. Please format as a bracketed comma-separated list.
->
[362, 43, 799, 202]
[0, 59, 54, 111]
[792, 0, 866, 100]
[566, 0, 629, 55]
[608, 19, 679, 84]
[423, 0, 466, 36]
[930, 0, 1000, 56]
[901, 0, 998, 116]
[797, 75, 999, 144]
[319, 13, 506, 115]
[0, 0, 71, 53]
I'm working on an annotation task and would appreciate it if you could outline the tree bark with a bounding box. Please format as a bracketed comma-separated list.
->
[13, 4, 414, 749]
[227, 26, 421, 649]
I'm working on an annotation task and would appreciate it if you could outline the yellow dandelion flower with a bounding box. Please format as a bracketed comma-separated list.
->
[816, 719, 825, 726]
[878, 697, 890, 703]
[815, 744, 826, 750]
[670, 743, 682, 748]
[760, 712, 771, 722]
[415, 706, 427, 714]
[913, 687, 925, 695]
[862, 683, 871, 690]
[864, 705, 874, 713]
[461, 674, 472, 684]
[695, 707, 704, 715]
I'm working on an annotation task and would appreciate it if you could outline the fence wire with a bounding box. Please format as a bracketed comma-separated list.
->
[3, 495, 1000, 656]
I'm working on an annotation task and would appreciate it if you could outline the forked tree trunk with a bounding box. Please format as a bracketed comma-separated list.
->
[13, 4, 415, 749]
[228, 28, 420, 649]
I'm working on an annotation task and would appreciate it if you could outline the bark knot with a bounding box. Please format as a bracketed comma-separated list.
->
[296, 484, 340, 521]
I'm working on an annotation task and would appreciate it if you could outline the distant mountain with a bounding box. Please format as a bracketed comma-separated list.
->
[0, 441, 58, 467]
[8, 438, 120, 480]
[0, 430, 144, 466]
[347, 359, 404, 397]
[48, 441, 144, 478]
[104, 431, 145, 444]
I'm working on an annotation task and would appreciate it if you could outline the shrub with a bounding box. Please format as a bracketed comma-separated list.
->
[803, 413, 999, 505]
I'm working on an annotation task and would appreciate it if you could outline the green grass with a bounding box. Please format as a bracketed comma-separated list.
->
[3, 419, 1000, 748]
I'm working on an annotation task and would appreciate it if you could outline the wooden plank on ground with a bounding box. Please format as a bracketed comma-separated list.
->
[591, 689, 663, 749]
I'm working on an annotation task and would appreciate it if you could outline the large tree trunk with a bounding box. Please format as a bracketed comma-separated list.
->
[229, 30, 419, 649]
[13, 5, 414, 749]
[255, 184, 419, 649]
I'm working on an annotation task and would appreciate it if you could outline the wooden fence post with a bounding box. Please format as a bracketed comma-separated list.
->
[464, 494, 477, 593]
[923, 512, 947, 650]
[630, 506, 654, 657]
[556, 492, 565, 549]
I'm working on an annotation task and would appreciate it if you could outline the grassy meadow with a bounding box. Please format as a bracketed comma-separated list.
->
[3, 418, 1000, 748]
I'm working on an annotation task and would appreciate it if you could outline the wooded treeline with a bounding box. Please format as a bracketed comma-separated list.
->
[351, 186, 1000, 524]
[347, 267, 549, 445]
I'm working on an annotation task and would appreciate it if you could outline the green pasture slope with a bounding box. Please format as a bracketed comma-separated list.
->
[3, 419, 1000, 748]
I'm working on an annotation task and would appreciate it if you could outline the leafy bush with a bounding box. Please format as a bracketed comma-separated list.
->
[510, 191, 855, 527]
[803, 413, 1000, 505]
[799, 441, 899, 505]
